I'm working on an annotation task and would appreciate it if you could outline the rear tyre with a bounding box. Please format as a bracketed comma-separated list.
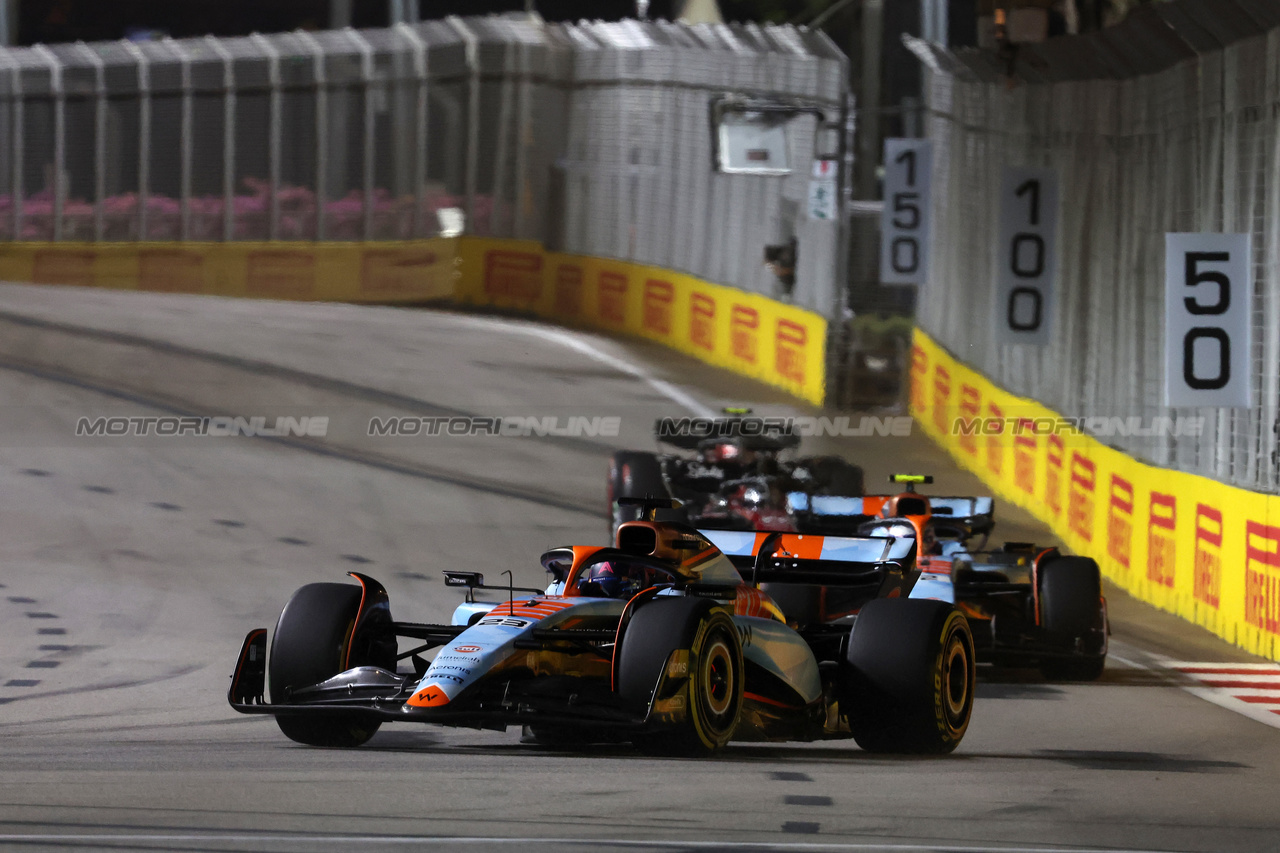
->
[616, 597, 743, 756]
[269, 582, 383, 748]
[1038, 556, 1106, 681]
[609, 451, 668, 534]
[845, 599, 975, 754]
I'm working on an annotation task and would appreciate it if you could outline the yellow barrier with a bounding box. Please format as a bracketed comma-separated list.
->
[455, 239, 827, 406]
[0, 241, 459, 303]
[0, 238, 826, 405]
[911, 328, 1280, 661]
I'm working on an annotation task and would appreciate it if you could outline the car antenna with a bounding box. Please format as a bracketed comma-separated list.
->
[502, 570, 514, 615]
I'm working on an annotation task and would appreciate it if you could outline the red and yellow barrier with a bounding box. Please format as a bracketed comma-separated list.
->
[455, 239, 826, 405]
[912, 328, 1280, 661]
[0, 238, 826, 405]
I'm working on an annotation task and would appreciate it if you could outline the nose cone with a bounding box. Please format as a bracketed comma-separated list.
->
[406, 684, 451, 708]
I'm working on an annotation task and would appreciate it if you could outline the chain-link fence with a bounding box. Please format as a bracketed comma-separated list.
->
[909, 0, 1280, 494]
[0, 15, 849, 318]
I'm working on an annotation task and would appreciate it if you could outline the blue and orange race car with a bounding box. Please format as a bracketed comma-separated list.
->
[229, 498, 977, 755]
[857, 476, 1108, 681]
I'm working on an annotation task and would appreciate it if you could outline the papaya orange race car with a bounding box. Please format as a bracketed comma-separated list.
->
[857, 476, 1108, 681]
[229, 498, 977, 755]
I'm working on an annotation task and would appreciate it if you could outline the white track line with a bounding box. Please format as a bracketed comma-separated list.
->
[443, 314, 718, 418]
[0, 836, 1182, 853]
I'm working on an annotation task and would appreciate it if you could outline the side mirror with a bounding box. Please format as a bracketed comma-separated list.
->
[443, 571, 484, 588]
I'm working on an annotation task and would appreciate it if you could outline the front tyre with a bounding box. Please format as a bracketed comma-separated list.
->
[269, 582, 383, 748]
[616, 597, 743, 756]
[845, 599, 975, 754]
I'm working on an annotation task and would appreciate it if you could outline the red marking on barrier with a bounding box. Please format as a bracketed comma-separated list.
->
[1044, 433, 1065, 518]
[1147, 492, 1176, 588]
[985, 402, 1004, 478]
[730, 305, 759, 364]
[597, 272, 627, 325]
[1244, 521, 1280, 635]
[483, 250, 542, 301]
[932, 365, 951, 436]
[957, 384, 981, 456]
[361, 249, 441, 295]
[140, 249, 204, 293]
[1194, 504, 1223, 609]
[909, 344, 929, 415]
[690, 293, 716, 351]
[643, 278, 674, 335]
[33, 250, 95, 287]
[1013, 421, 1037, 496]
[246, 251, 315, 297]
[1107, 475, 1134, 569]
[1067, 453, 1096, 542]
[775, 320, 807, 385]
[554, 264, 583, 316]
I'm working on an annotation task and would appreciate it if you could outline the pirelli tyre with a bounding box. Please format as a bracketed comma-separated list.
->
[845, 598, 975, 754]
[268, 582, 385, 748]
[616, 597, 744, 756]
[1038, 556, 1107, 681]
[608, 451, 669, 533]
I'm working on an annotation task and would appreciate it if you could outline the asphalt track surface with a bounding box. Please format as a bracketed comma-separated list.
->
[0, 284, 1276, 853]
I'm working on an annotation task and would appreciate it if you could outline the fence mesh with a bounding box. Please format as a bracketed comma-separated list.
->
[912, 0, 1280, 493]
[0, 15, 848, 317]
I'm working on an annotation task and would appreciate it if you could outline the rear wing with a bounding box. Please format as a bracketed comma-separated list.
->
[926, 496, 994, 536]
[848, 494, 995, 537]
[699, 529, 916, 586]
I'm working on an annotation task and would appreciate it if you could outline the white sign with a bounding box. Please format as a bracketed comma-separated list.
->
[879, 139, 932, 285]
[995, 166, 1058, 345]
[808, 179, 837, 221]
[1164, 233, 1252, 408]
[812, 159, 838, 179]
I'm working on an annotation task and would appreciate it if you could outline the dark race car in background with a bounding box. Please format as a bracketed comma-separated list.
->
[230, 499, 977, 756]
[608, 414, 864, 535]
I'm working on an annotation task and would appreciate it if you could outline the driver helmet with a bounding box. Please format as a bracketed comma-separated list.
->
[576, 559, 649, 599]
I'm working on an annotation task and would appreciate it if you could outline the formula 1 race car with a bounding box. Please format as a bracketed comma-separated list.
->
[912, 543, 1109, 680]
[609, 414, 864, 535]
[229, 498, 976, 755]
[856, 476, 1107, 680]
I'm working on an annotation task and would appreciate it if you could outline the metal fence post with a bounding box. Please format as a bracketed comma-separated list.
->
[346, 27, 375, 241]
[206, 35, 235, 242]
[251, 33, 282, 241]
[2, 49, 19, 240]
[297, 30, 328, 240]
[395, 22, 428, 239]
[122, 39, 151, 240]
[165, 38, 194, 241]
[446, 16, 479, 235]
[74, 41, 106, 241]
[491, 37, 513, 237]
[33, 44, 63, 241]
[513, 37, 530, 240]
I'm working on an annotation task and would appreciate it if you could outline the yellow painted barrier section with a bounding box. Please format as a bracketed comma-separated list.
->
[0, 238, 826, 405]
[455, 238, 827, 406]
[0, 240, 459, 303]
[911, 328, 1280, 661]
